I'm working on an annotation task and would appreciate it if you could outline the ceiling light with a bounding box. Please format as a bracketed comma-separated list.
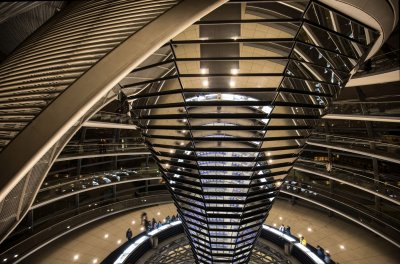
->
[180, 142, 185, 146]
[307, 227, 312, 232]
[267, 152, 271, 156]
[140, 227, 144, 231]
[200, 68, 208, 74]
[157, 212, 161, 216]
[202, 79, 209, 87]
[117, 239, 121, 244]
[73, 255, 79, 261]
[131, 220, 136, 224]
[229, 80, 236, 87]
[231, 68, 239, 75]
[3, 258, 7, 262]
[93, 258, 98, 264]
[231, 36, 238, 40]
[279, 216, 282, 220]
[13, 255, 18, 258]
[169, 149, 174, 154]
[268, 159, 273, 164]
[273, 223, 277, 227]
[104, 234, 109, 239]
[339, 245, 345, 250]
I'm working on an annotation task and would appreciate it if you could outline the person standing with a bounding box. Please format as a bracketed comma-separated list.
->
[284, 225, 291, 236]
[300, 236, 307, 246]
[126, 228, 132, 241]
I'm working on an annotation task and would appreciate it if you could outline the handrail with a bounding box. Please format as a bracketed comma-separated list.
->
[33, 175, 163, 209]
[0, 194, 173, 263]
[281, 190, 400, 248]
[293, 163, 400, 206]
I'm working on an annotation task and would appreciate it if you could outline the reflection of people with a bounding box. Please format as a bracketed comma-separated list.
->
[126, 228, 132, 241]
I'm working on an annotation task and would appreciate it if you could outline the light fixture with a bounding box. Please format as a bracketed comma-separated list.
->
[131, 220, 136, 224]
[279, 216, 282, 220]
[268, 159, 273, 164]
[169, 149, 174, 154]
[200, 68, 208, 74]
[202, 79, 209, 87]
[307, 227, 312, 232]
[273, 223, 277, 227]
[267, 152, 271, 156]
[13, 255, 18, 259]
[231, 36, 238, 40]
[157, 212, 161, 216]
[117, 239, 121, 244]
[180, 142, 185, 146]
[229, 80, 236, 87]
[230, 68, 239, 75]
[3, 258, 7, 262]
[140, 227, 144, 231]
[93, 258, 98, 264]
[339, 245, 345, 250]
[73, 255, 79, 261]
[104, 234, 109, 239]
[298, 233, 302, 237]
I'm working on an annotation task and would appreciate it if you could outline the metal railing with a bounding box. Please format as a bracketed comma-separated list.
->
[295, 159, 400, 204]
[0, 194, 172, 263]
[89, 111, 134, 125]
[281, 181, 400, 246]
[34, 168, 161, 207]
[353, 49, 400, 77]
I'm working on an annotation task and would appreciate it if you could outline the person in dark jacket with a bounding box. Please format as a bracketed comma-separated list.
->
[284, 225, 291, 236]
[316, 245, 324, 259]
[126, 228, 132, 241]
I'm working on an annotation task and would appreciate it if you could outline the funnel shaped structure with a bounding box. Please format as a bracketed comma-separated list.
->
[130, 1, 378, 263]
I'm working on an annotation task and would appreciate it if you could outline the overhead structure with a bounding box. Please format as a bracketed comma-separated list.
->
[131, 1, 379, 263]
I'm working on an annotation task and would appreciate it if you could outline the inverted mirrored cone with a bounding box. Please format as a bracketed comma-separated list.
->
[130, 1, 378, 263]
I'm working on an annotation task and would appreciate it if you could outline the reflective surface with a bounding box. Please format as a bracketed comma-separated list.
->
[129, 1, 378, 263]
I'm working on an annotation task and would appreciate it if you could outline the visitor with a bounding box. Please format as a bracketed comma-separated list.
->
[300, 236, 307, 246]
[316, 245, 324, 259]
[324, 252, 331, 264]
[165, 215, 171, 224]
[284, 225, 291, 236]
[141, 212, 147, 225]
[157, 221, 162, 228]
[126, 228, 132, 241]
[279, 224, 285, 232]
[171, 214, 176, 222]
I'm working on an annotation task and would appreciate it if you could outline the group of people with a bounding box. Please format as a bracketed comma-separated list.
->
[125, 212, 180, 241]
[141, 212, 179, 232]
[278, 224, 332, 264]
[316, 245, 332, 264]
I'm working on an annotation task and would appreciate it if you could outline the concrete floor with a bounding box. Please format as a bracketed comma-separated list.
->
[26, 200, 400, 264]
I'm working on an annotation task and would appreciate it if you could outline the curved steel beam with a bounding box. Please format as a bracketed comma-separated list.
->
[55, 150, 151, 162]
[0, 0, 226, 203]
[322, 113, 400, 123]
[0, 0, 227, 244]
